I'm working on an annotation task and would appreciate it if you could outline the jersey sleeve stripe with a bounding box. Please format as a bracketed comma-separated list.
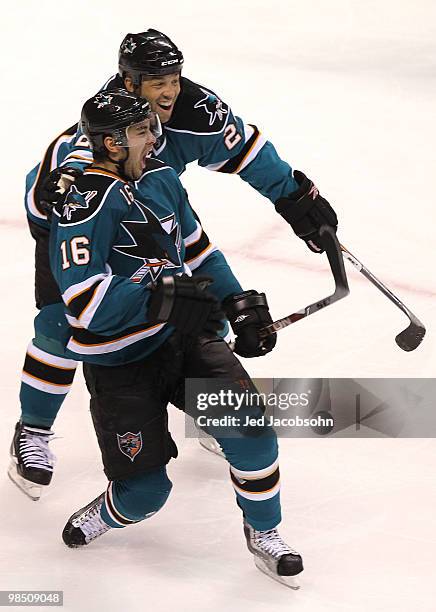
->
[234, 132, 267, 174]
[184, 228, 212, 263]
[62, 273, 110, 308]
[59, 157, 93, 167]
[183, 221, 203, 247]
[185, 243, 218, 271]
[216, 124, 265, 174]
[67, 322, 166, 355]
[77, 276, 114, 329]
[62, 152, 93, 162]
[65, 279, 103, 321]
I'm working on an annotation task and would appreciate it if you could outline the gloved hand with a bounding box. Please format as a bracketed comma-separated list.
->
[39, 167, 83, 219]
[275, 170, 338, 253]
[223, 290, 276, 358]
[148, 274, 224, 337]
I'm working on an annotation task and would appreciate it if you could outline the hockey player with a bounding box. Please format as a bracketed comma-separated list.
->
[10, 29, 338, 498]
[51, 89, 303, 588]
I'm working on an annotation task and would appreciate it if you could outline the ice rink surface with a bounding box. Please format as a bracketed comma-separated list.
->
[1, 1, 435, 610]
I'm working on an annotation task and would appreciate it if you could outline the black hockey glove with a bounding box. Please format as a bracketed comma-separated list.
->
[275, 170, 338, 253]
[223, 290, 276, 358]
[39, 167, 83, 220]
[148, 274, 225, 337]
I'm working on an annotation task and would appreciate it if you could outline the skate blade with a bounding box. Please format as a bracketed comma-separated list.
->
[198, 436, 225, 458]
[253, 557, 301, 590]
[7, 461, 44, 501]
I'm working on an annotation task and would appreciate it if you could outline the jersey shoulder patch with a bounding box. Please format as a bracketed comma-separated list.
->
[167, 77, 230, 134]
[55, 171, 125, 226]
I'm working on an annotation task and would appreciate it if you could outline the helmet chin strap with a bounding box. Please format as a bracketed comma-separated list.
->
[108, 147, 130, 180]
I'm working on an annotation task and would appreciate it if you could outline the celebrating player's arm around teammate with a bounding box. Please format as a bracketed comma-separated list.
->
[49, 89, 303, 588]
[10, 28, 337, 504]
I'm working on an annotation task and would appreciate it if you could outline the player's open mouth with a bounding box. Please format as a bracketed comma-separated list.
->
[157, 102, 173, 111]
[141, 152, 151, 169]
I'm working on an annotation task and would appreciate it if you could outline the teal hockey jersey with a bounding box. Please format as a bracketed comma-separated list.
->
[49, 160, 242, 365]
[26, 75, 298, 228]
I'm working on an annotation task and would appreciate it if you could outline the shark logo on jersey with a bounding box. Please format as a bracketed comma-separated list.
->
[194, 88, 228, 126]
[120, 37, 137, 54]
[113, 199, 182, 282]
[62, 185, 97, 221]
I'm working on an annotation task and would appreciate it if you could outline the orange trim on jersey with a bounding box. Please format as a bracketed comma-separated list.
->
[77, 283, 102, 321]
[84, 168, 127, 182]
[184, 243, 212, 264]
[233, 132, 261, 175]
[65, 281, 101, 307]
[70, 323, 163, 347]
[64, 154, 93, 162]
[185, 231, 203, 248]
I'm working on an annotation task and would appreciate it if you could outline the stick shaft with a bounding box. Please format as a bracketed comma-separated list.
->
[340, 244, 422, 324]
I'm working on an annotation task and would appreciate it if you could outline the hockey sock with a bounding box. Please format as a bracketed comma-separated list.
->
[101, 467, 173, 528]
[219, 430, 282, 531]
[20, 342, 77, 428]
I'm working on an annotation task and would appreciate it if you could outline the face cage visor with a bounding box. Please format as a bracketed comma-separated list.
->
[110, 112, 162, 147]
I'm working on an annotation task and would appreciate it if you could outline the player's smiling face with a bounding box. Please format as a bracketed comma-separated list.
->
[136, 72, 181, 124]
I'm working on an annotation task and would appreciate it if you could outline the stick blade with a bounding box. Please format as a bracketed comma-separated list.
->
[395, 323, 426, 352]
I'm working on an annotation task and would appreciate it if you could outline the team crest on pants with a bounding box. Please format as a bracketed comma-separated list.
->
[117, 432, 143, 461]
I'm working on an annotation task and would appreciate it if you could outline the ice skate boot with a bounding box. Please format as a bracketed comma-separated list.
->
[62, 493, 111, 547]
[243, 520, 303, 589]
[8, 421, 55, 501]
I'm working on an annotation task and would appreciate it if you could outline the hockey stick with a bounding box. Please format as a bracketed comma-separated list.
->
[259, 225, 349, 338]
[340, 244, 426, 352]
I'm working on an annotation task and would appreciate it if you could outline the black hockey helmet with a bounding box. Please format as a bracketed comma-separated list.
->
[80, 88, 161, 156]
[118, 29, 184, 85]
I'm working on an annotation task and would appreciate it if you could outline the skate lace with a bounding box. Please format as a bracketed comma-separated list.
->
[20, 427, 55, 471]
[73, 500, 110, 543]
[254, 529, 299, 559]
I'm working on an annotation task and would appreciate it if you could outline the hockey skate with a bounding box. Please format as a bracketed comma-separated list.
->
[8, 421, 55, 501]
[243, 520, 303, 589]
[62, 493, 111, 547]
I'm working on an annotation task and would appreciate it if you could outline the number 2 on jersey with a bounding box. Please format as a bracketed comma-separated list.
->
[224, 124, 242, 150]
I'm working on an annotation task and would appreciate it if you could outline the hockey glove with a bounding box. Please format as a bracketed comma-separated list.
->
[148, 274, 225, 337]
[275, 170, 338, 253]
[39, 167, 83, 220]
[223, 290, 276, 358]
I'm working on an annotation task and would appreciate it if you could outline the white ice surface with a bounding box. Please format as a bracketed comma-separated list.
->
[1, 1, 436, 611]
